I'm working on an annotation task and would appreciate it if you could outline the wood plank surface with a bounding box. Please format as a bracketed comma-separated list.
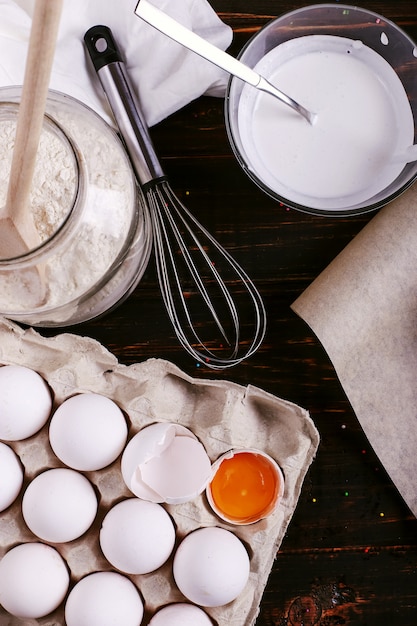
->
[40, 2, 417, 624]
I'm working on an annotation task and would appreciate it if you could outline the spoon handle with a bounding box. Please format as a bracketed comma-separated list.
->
[6, 0, 63, 223]
[135, 0, 313, 123]
[135, 0, 259, 87]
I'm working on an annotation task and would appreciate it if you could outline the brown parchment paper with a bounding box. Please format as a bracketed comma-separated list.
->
[0, 318, 319, 626]
[292, 183, 417, 518]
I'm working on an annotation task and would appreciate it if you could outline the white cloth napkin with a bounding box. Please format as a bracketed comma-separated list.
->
[0, 0, 232, 126]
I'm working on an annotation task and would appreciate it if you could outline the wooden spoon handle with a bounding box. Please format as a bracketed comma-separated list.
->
[6, 0, 63, 223]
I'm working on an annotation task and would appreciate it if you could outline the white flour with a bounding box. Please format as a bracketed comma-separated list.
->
[0, 99, 141, 321]
[0, 118, 77, 242]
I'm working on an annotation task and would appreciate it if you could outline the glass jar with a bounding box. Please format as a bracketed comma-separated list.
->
[0, 87, 152, 326]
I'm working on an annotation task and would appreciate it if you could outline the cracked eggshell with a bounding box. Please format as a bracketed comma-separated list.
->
[121, 423, 212, 504]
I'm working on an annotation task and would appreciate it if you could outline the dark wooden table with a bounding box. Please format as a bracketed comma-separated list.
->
[44, 1, 417, 624]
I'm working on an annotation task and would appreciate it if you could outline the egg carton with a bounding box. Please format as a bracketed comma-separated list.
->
[0, 318, 319, 626]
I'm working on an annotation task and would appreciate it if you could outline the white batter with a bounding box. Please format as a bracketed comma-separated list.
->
[237, 35, 414, 210]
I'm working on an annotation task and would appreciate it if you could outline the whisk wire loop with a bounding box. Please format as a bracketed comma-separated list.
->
[147, 187, 233, 353]
[148, 180, 266, 369]
[157, 183, 238, 341]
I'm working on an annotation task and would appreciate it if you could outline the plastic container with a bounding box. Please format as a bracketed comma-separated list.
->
[0, 87, 152, 326]
[225, 4, 417, 216]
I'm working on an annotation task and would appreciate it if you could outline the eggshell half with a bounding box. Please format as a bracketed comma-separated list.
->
[121, 423, 211, 504]
[206, 448, 285, 524]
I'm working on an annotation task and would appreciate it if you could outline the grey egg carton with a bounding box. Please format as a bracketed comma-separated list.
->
[0, 318, 319, 626]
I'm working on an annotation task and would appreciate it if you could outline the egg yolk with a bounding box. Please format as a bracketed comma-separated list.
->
[209, 452, 280, 523]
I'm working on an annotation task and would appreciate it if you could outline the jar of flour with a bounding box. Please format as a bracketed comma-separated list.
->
[0, 87, 151, 326]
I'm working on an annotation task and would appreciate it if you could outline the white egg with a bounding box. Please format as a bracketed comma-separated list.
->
[0, 542, 69, 619]
[65, 571, 144, 626]
[100, 498, 175, 574]
[121, 422, 211, 504]
[49, 392, 128, 471]
[0, 442, 24, 512]
[173, 527, 250, 607]
[149, 603, 214, 625]
[0, 365, 52, 441]
[22, 468, 98, 543]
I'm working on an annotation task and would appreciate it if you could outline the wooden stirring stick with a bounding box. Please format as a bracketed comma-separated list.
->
[0, 0, 63, 277]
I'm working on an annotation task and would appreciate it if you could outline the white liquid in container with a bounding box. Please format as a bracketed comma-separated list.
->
[238, 35, 414, 210]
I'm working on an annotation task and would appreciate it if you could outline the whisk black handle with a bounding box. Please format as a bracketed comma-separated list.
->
[84, 24, 122, 70]
[84, 25, 165, 186]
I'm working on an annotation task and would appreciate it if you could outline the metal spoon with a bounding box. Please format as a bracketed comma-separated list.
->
[134, 0, 314, 124]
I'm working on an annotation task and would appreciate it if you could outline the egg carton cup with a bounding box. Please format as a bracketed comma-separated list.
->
[0, 318, 319, 626]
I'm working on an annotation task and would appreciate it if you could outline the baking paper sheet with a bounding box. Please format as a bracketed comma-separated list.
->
[0, 319, 319, 626]
[292, 183, 417, 518]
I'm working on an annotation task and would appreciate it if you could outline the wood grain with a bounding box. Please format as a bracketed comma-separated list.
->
[40, 2, 417, 624]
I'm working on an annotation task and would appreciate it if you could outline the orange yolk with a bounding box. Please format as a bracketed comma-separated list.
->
[209, 452, 280, 523]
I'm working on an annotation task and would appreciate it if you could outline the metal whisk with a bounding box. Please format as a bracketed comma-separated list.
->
[85, 26, 266, 369]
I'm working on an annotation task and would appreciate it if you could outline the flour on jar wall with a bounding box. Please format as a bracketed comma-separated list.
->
[0, 109, 134, 313]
